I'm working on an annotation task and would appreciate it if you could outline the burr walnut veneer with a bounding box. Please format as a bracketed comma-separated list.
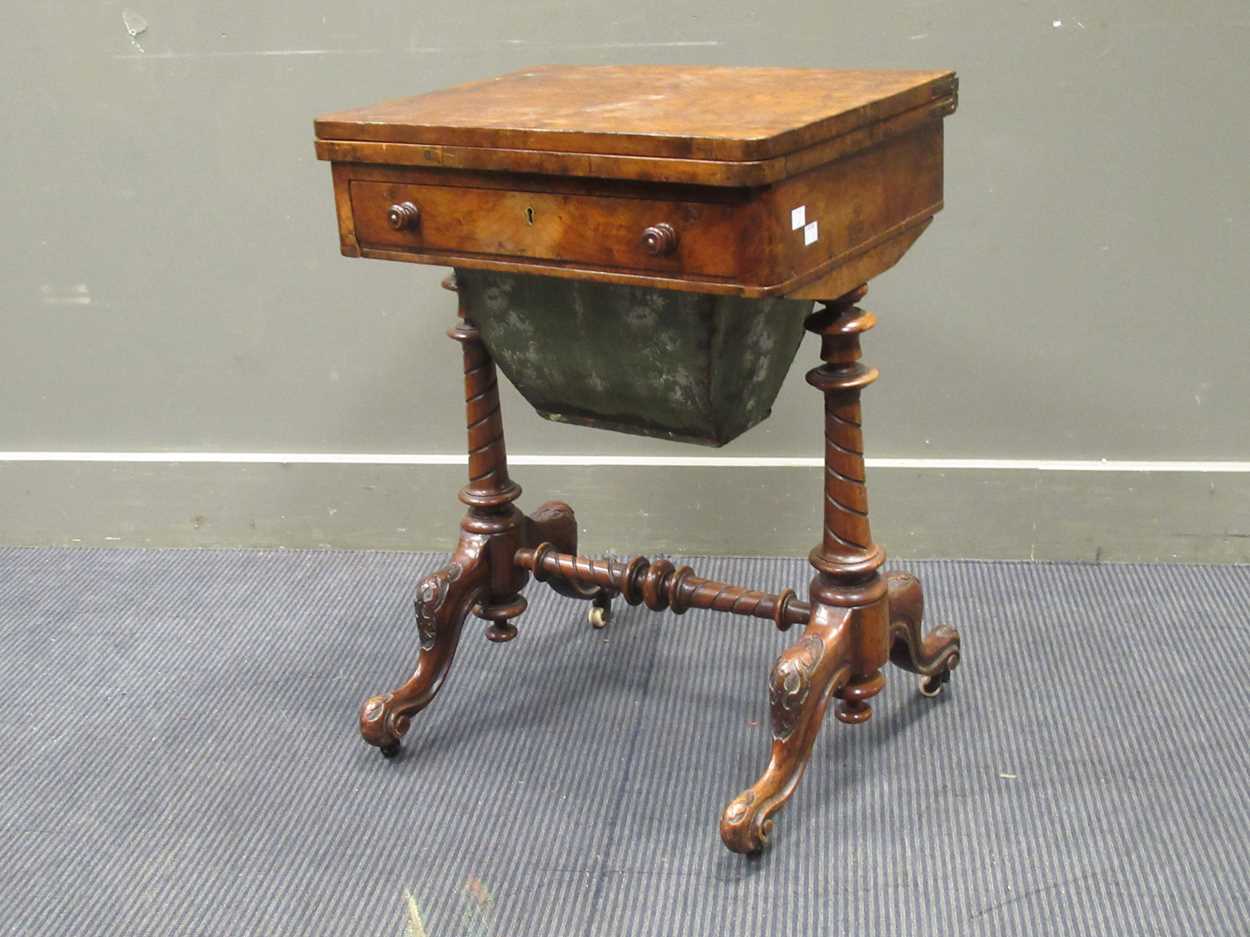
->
[315, 65, 963, 854]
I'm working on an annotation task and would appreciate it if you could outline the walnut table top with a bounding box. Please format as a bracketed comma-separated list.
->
[314, 65, 957, 299]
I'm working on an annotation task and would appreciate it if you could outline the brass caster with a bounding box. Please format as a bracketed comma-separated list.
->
[588, 602, 611, 629]
[919, 669, 950, 698]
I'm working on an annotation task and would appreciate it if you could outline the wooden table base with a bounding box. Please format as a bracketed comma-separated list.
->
[358, 275, 961, 854]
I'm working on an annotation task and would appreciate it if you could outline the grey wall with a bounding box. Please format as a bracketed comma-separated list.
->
[2, 1, 1248, 559]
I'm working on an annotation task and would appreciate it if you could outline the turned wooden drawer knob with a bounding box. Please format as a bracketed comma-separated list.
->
[387, 201, 420, 231]
[640, 223, 678, 256]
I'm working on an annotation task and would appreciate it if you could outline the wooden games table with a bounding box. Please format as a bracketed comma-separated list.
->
[314, 65, 963, 854]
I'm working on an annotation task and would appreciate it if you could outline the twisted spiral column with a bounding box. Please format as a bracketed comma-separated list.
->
[444, 274, 526, 641]
[446, 277, 522, 512]
[804, 285, 890, 722]
[804, 285, 886, 582]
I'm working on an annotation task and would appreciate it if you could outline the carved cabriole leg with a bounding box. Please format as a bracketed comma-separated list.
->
[359, 540, 488, 755]
[359, 274, 529, 755]
[721, 285, 892, 853]
[523, 501, 617, 625]
[720, 604, 856, 852]
[887, 571, 961, 696]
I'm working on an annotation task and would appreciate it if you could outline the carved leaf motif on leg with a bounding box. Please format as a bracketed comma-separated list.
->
[416, 561, 464, 651]
[770, 634, 825, 741]
[359, 552, 484, 756]
[721, 617, 852, 854]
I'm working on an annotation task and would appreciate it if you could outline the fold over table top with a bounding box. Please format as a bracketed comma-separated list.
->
[314, 65, 957, 297]
[314, 65, 957, 186]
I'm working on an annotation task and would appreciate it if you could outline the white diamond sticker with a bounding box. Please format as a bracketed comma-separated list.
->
[804, 220, 819, 246]
[791, 206, 806, 230]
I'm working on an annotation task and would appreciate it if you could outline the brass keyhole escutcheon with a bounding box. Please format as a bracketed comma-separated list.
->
[525, 206, 535, 225]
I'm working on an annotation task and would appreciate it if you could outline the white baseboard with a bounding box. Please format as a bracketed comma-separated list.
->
[2, 452, 1249, 472]
[1, 459, 1248, 562]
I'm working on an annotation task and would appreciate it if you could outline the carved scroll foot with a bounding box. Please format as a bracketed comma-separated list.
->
[720, 610, 854, 853]
[524, 500, 618, 619]
[886, 570, 961, 696]
[359, 546, 488, 756]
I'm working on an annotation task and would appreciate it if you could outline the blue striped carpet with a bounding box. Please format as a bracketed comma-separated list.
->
[1, 547, 1248, 935]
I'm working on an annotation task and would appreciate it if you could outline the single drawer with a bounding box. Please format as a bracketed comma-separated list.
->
[348, 180, 741, 278]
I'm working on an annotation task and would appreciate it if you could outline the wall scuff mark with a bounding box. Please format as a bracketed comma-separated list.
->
[122, 9, 148, 53]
